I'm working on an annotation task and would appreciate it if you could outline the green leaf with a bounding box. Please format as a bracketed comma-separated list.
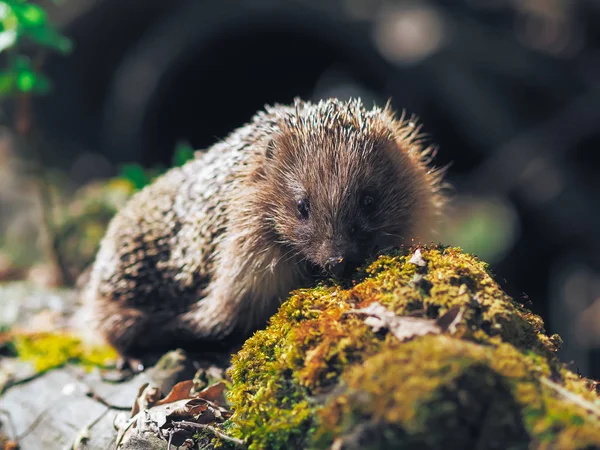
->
[0, 1, 68, 97]
[0, 2, 18, 52]
[15, 66, 34, 91]
[172, 140, 195, 167]
[0, 70, 15, 95]
[119, 164, 153, 191]
[0, 2, 15, 23]
[8, 55, 52, 94]
[9, 1, 72, 54]
[0, 2, 20, 33]
[19, 3, 45, 27]
[21, 25, 72, 53]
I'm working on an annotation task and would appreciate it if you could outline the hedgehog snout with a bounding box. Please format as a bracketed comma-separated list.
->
[323, 256, 347, 277]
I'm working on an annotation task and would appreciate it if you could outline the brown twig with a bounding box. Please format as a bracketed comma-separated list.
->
[14, 69, 72, 287]
[173, 420, 245, 448]
[84, 391, 132, 411]
[112, 416, 136, 450]
[70, 407, 110, 450]
[0, 369, 48, 396]
[0, 409, 18, 442]
[540, 377, 600, 418]
[65, 366, 131, 411]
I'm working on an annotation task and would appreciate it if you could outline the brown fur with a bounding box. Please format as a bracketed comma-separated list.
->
[79, 98, 447, 358]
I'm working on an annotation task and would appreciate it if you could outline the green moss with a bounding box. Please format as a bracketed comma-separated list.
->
[14, 331, 118, 372]
[227, 246, 600, 449]
[315, 336, 600, 449]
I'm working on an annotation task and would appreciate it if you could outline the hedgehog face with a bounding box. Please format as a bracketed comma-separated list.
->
[287, 185, 386, 277]
[281, 151, 416, 276]
[260, 105, 432, 277]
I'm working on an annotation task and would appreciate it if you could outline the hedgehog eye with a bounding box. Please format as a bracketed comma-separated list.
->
[297, 198, 310, 220]
[361, 194, 376, 212]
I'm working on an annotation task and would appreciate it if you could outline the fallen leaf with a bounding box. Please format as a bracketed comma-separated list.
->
[147, 405, 169, 429]
[155, 379, 194, 405]
[118, 359, 234, 449]
[408, 248, 427, 267]
[130, 382, 161, 418]
[349, 303, 464, 342]
[163, 398, 210, 424]
[3, 441, 19, 450]
[195, 381, 227, 406]
[144, 397, 223, 431]
[191, 366, 227, 394]
[436, 306, 464, 334]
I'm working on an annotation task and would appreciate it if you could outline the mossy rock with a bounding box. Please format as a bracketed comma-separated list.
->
[227, 246, 600, 450]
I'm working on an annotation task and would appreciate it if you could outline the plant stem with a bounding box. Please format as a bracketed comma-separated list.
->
[16, 91, 72, 286]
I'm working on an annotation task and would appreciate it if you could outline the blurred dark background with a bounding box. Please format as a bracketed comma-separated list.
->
[6, 0, 600, 377]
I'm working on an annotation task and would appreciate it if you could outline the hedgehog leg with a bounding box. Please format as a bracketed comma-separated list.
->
[99, 305, 150, 356]
[85, 299, 171, 359]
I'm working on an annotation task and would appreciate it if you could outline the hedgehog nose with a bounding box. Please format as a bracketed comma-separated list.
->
[324, 256, 346, 277]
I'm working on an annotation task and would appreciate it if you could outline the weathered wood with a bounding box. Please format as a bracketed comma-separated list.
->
[0, 282, 211, 450]
[0, 364, 153, 450]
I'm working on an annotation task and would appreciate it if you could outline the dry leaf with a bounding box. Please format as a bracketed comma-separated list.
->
[162, 398, 210, 425]
[3, 441, 19, 450]
[118, 379, 233, 449]
[195, 381, 227, 406]
[349, 302, 464, 342]
[155, 380, 194, 405]
[408, 248, 427, 267]
[130, 382, 162, 418]
[436, 305, 464, 334]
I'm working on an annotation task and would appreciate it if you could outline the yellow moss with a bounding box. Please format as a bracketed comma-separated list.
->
[227, 246, 600, 449]
[14, 332, 118, 373]
[316, 336, 600, 449]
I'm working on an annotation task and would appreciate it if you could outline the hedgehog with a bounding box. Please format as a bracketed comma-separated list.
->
[80, 97, 447, 360]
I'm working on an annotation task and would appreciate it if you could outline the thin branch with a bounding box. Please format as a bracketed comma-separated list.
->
[113, 417, 136, 450]
[541, 377, 600, 418]
[70, 407, 110, 450]
[86, 407, 110, 431]
[0, 409, 18, 442]
[85, 391, 131, 411]
[66, 367, 131, 411]
[0, 369, 48, 396]
[14, 66, 72, 286]
[174, 420, 245, 448]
